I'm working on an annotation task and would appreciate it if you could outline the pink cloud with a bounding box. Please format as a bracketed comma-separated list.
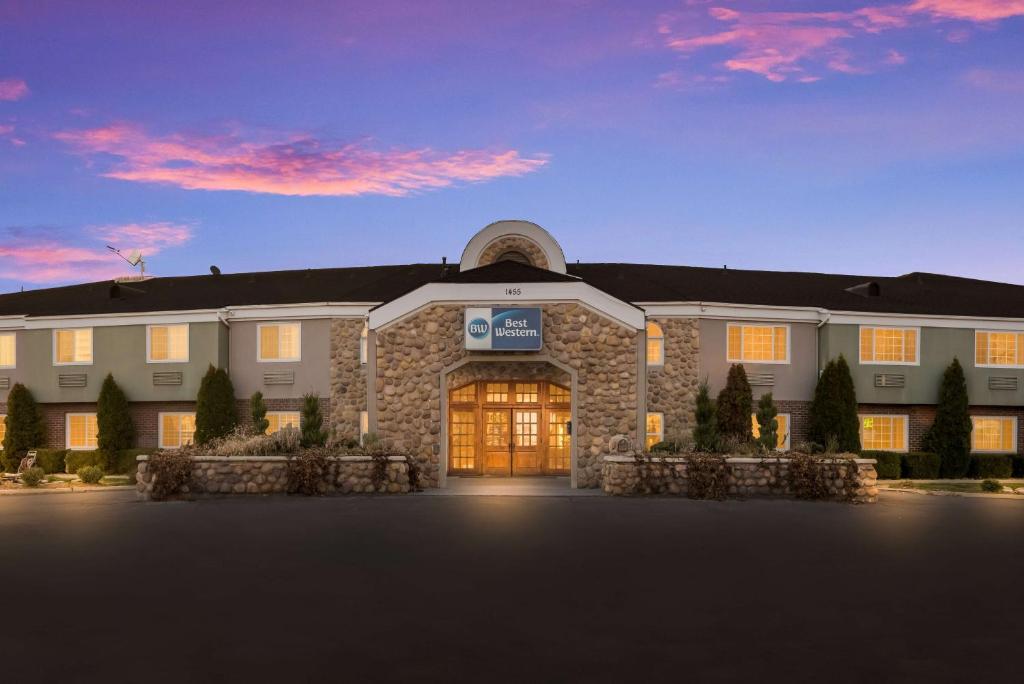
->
[0, 223, 194, 284]
[0, 78, 29, 101]
[54, 123, 548, 197]
[962, 68, 1024, 92]
[660, 1, 1023, 83]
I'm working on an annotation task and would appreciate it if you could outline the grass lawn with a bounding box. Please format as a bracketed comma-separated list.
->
[884, 480, 1024, 494]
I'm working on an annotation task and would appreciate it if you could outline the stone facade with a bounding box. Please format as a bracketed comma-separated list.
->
[135, 455, 410, 500]
[646, 317, 700, 442]
[476, 236, 550, 270]
[601, 455, 879, 503]
[372, 303, 640, 488]
[329, 318, 367, 439]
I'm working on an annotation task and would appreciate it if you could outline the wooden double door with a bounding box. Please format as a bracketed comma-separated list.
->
[449, 380, 571, 476]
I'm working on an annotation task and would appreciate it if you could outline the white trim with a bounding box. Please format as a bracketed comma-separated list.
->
[0, 315, 26, 331]
[225, 303, 374, 321]
[256, 322, 302, 363]
[974, 330, 1024, 369]
[27, 310, 221, 329]
[65, 412, 98, 451]
[970, 415, 1018, 453]
[52, 328, 94, 366]
[146, 323, 190, 364]
[460, 220, 567, 274]
[369, 282, 645, 331]
[640, 302, 826, 322]
[828, 311, 1024, 330]
[725, 323, 791, 365]
[158, 411, 197, 450]
[858, 414, 910, 453]
[0, 331, 15, 369]
[857, 325, 921, 366]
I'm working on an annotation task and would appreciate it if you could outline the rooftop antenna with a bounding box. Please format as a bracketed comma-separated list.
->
[106, 245, 146, 279]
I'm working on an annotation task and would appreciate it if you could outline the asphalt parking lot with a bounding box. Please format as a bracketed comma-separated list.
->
[2, 490, 1021, 682]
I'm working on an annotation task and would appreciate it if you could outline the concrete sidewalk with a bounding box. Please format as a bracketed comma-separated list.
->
[422, 476, 604, 496]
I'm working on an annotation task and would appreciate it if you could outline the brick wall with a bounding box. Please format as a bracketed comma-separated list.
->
[775, 399, 811, 448]
[858, 403, 1024, 454]
[37, 401, 197, 449]
[235, 396, 331, 433]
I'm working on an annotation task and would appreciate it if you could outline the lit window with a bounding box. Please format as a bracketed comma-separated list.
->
[859, 415, 908, 452]
[860, 327, 918, 364]
[148, 324, 189, 363]
[360, 411, 369, 445]
[975, 331, 1024, 367]
[515, 383, 539, 403]
[971, 416, 1017, 453]
[258, 323, 301, 362]
[54, 328, 93, 365]
[159, 413, 197, 449]
[751, 413, 791, 450]
[485, 383, 508, 403]
[548, 384, 570, 403]
[265, 411, 300, 434]
[360, 324, 368, 365]
[450, 410, 476, 470]
[451, 383, 476, 403]
[645, 412, 664, 450]
[0, 333, 15, 368]
[646, 321, 664, 367]
[0, 414, 7, 449]
[66, 413, 98, 450]
[726, 324, 788, 363]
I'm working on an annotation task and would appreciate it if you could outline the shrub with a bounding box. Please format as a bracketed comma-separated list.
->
[686, 453, 728, 500]
[287, 449, 331, 495]
[148, 451, 194, 500]
[862, 451, 902, 479]
[20, 466, 45, 487]
[2, 383, 44, 471]
[65, 449, 146, 475]
[194, 365, 238, 445]
[787, 453, 859, 501]
[1012, 455, 1024, 478]
[97, 374, 135, 469]
[300, 393, 327, 448]
[754, 392, 779, 453]
[901, 452, 941, 479]
[922, 358, 972, 478]
[34, 448, 68, 474]
[808, 355, 860, 453]
[968, 454, 1012, 479]
[692, 379, 718, 452]
[77, 465, 104, 484]
[250, 391, 269, 435]
[981, 479, 1003, 493]
[650, 439, 690, 453]
[716, 365, 753, 441]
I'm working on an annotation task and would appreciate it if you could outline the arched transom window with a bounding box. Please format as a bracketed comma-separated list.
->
[646, 321, 664, 367]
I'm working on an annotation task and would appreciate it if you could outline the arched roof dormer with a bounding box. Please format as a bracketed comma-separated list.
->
[459, 220, 567, 274]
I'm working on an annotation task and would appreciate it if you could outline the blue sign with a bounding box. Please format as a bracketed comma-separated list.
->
[465, 307, 542, 351]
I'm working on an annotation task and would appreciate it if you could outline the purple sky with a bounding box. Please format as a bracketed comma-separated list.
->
[1, 0, 1023, 292]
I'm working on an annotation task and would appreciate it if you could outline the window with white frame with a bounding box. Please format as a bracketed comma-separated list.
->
[265, 411, 301, 435]
[971, 416, 1017, 453]
[54, 328, 93, 365]
[258, 323, 301, 362]
[859, 415, 908, 452]
[645, 412, 664, 450]
[0, 333, 15, 368]
[751, 413, 791, 450]
[159, 412, 197, 449]
[859, 327, 918, 364]
[360, 324, 368, 365]
[646, 321, 664, 367]
[148, 324, 189, 363]
[726, 324, 789, 363]
[0, 414, 7, 449]
[975, 331, 1024, 368]
[360, 411, 369, 445]
[66, 413, 98, 450]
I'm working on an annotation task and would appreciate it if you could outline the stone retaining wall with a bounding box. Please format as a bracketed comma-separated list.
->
[135, 455, 410, 500]
[601, 455, 879, 503]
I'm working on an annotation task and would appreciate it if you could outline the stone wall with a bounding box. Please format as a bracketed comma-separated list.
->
[135, 455, 410, 500]
[329, 318, 367, 439]
[374, 303, 640, 488]
[476, 236, 549, 270]
[601, 455, 879, 503]
[646, 317, 700, 442]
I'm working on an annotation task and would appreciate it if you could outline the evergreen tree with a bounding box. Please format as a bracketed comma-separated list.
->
[250, 391, 269, 435]
[755, 392, 780, 452]
[716, 364, 753, 441]
[97, 374, 135, 469]
[1, 383, 44, 471]
[923, 358, 972, 478]
[692, 379, 718, 452]
[194, 365, 238, 444]
[300, 393, 327, 447]
[808, 355, 861, 452]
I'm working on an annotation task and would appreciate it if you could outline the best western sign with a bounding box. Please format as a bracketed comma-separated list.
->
[464, 307, 542, 351]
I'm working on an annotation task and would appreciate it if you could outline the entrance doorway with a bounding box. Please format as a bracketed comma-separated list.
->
[448, 380, 571, 476]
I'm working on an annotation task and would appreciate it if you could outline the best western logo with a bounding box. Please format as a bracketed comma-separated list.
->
[468, 318, 490, 339]
[464, 307, 542, 351]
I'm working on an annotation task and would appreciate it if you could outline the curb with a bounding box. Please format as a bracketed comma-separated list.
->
[0, 485, 137, 497]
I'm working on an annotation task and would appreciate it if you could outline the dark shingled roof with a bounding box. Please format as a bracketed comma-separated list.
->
[2, 260, 1024, 319]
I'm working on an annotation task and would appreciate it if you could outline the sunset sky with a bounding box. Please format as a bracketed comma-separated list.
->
[1, 0, 1023, 291]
